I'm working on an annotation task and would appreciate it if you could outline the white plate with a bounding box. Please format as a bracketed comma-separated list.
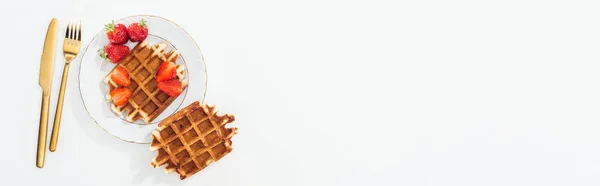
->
[79, 15, 207, 144]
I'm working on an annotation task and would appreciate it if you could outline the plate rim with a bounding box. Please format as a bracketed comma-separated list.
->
[78, 14, 208, 144]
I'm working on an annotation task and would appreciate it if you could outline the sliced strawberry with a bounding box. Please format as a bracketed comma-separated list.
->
[111, 66, 130, 86]
[156, 61, 177, 82]
[110, 88, 132, 106]
[157, 79, 183, 97]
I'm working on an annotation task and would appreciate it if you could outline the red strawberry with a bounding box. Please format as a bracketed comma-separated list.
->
[105, 21, 128, 44]
[127, 19, 148, 42]
[157, 79, 183, 97]
[99, 44, 129, 63]
[111, 66, 130, 86]
[110, 88, 132, 106]
[156, 61, 177, 82]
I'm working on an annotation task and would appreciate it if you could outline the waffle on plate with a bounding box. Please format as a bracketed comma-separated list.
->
[104, 40, 187, 124]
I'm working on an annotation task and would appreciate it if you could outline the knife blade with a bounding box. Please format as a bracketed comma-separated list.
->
[36, 18, 58, 168]
[39, 18, 58, 89]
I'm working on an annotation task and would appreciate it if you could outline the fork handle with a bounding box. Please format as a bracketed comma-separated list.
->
[36, 90, 50, 168]
[49, 63, 70, 152]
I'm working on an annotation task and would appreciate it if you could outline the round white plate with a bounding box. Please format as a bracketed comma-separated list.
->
[79, 15, 206, 144]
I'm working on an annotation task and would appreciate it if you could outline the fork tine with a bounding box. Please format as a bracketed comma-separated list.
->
[65, 22, 70, 39]
[70, 21, 75, 40]
[74, 21, 78, 41]
[77, 21, 82, 41]
[71, 21, 76, 42]
[68, 21, 73, 45]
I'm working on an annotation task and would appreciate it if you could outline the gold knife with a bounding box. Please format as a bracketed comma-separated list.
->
[37, 18, 58, 168]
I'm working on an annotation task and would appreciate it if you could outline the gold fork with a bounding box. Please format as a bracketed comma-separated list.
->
[49, 21, 81, 152]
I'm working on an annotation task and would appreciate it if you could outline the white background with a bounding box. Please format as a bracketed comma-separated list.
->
[1, 0, 600, 185]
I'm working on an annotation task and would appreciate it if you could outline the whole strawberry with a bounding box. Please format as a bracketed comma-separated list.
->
[99, 44, 130, 63]
[127, 19, 148, 42]
[105, 21, 128, 44]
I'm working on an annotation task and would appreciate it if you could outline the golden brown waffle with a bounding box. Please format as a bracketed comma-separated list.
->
[150, 101, 237, 180]
[104, 40, 187, 124]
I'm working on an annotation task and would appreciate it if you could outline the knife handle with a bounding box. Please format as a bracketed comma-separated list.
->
[36, 90, 50, 168]
[49, 64, 70, 152]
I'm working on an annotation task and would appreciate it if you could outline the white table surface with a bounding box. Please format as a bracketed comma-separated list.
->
[4, 0, 600, 185]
